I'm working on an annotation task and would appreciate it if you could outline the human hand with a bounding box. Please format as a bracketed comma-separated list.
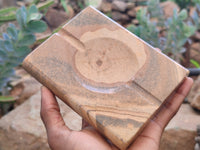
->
[40, 77, 193, 150]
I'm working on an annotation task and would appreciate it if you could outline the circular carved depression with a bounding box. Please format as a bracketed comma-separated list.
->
[74, 38, 139, 85]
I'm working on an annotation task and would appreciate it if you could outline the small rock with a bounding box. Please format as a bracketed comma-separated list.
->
[100, 0, 112, 12]
[166, 104, 200, 131]
[127, 2, 135, 10]
[195, 136, 200, 142]
[17, 77, 41, 105]
[194, 143, 200, 150]
[188, 75, 200, 102]
[111, 11, 129, 23]
[191, 42, 200, 50]
[189, 43, 200, 66]
[10, 83, 24, 98]
[191, 93, 200, 111]
[198, 125, 200, 135]
[193, 31, 200, 41]
[189, 6, 196, 18]
[10, 68, 42, 106]
[160, 1, 180, 18]
[132, 19, 139, 25]
[127, 8, 136, 18]
[45, 7, 74, 28]
[160, 129, 196, 150]
[112, 0, 127, 12]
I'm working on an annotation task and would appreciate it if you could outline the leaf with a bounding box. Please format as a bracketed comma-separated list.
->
[7, 26, 18, 41]
[15, 46, 31, 57]
[27, 20, 47, 33]
[60, 0, 68, 13]
[136, 9, 147, 23]
[178, 9, 188, 20]
[18, 34, 36, 46]
[4, 61, 18, 68]
[28, 5, 38, 14]
[127, 25, 136, 33]
[0, 58, 4, 65]
[172, 9, 178, 21]
[2, 33, 10, 40]
[0, 78, 9, 92]
[4, 62, 16, 70]
[8, 23, 15, 29]
[20, 28, 32, 36]
[38, 0, 54, 11]
[0, 50, 7, 61]
[0, 7, 17, 15]
[183, 24, 196, 37]
[21, 6, 28, 23]
[0, 14, 15, 22]
[28, 5, 42, 22]
[16, 8, 23, 28]
[177, 38, 187, 47]
[16, 6, 28, 29]
[0, 96, 16, 102]
[191, 10, 200, 28]
[190, 59, 200, 68]
[0, 40, 4, 51]
[1, 68, 15, 78]
[85, 0, 102, 8]
[28, 13, 42, 22]
[4, 40, 14, 52]
[31, 0, 40, 5]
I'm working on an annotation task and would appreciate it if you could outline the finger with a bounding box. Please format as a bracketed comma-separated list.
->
[40, 86, 70, 133]
[152, 77, 193, 130]
[128, 77, 193, 150]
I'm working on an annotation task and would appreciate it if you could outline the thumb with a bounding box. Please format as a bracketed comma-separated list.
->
[40, 86, 69, 133]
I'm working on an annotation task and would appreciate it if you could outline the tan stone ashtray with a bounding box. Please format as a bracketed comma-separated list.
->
[23, 6, 189, 149]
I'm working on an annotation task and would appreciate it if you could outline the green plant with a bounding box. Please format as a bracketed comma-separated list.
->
[0, 0, 54, 25]
[76, 0, 101, 10]
[191, 2, 200, 29]
[163, 9, 196, 59]
[85, 0, 101, 7]
[172, 0, 194, 9]
[167, 0, 200, 9]
[0, 5, 47, 96]
[37, 0, 54, 12]
[127, 0, 198, 62]
[0, 7, 17, 25]
[60, 0, 69, 13]
[127, 9, 160, 47]
[190, 59, 200, 68]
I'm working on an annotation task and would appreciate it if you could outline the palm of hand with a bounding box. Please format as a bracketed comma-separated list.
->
[41, 77, 193, 150]
[47, 125, 160, 150]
